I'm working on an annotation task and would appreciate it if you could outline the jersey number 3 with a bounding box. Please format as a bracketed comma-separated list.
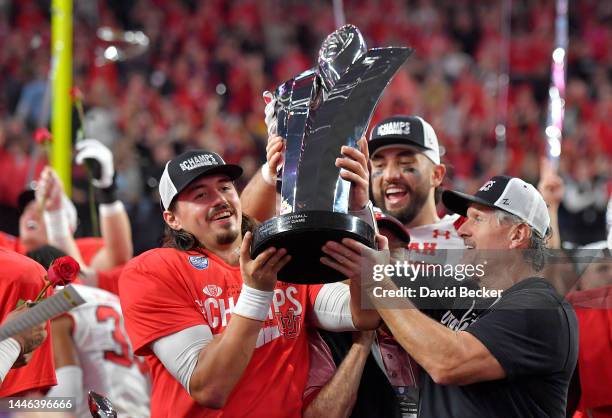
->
[96, 306, 132, 368]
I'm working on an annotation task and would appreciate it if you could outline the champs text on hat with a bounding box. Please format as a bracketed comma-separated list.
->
[377, 120, 411, 137]
[179, 154, 218, 171]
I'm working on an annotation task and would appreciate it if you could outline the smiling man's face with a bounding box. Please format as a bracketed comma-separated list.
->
[458, 204, 514, 251]
[370, 147, 434, 225]
[166, 174, 242, 250]
[19, 201, 48, 251]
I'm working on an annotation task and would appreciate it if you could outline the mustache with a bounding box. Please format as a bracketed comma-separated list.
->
[207, 203, 235, 221]
[382, 181, 414, 194]
[463, 239, 476, 248]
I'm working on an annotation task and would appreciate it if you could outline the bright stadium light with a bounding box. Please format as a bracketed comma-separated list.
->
[552, 47, 565, 63]
[548, 137, 561, 157]
[104, 46, 119, 61]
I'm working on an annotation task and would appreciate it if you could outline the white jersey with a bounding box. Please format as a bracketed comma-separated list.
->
[67, 284, 150, 418]
[406, 214, 466, 252]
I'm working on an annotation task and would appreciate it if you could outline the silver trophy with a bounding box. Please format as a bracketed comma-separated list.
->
[88, 391, 117, 418]
[252, 25, 412, 284]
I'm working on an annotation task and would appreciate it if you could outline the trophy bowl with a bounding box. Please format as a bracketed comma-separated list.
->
[252, 211, 376, 284]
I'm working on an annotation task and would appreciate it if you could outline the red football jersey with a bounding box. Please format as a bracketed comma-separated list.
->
[96, 264, 124, 296]
[567, 287, 612, 415]
[0, 233, 103, 265]
[120, 247, 322, 418]
[0, 231, 26, 254]
[0, 248, 56, 396]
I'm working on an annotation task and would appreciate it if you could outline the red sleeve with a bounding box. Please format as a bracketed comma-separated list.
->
[97, 264, 124, 296]
[76, 237, 105, 265]
[119, 252, 208, 356]
[0, 232, 18, 251]
[0, 249, 56, 397]
[306, 284, 324, 313]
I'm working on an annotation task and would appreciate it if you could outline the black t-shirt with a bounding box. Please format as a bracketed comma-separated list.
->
[419, 278, 579, 418]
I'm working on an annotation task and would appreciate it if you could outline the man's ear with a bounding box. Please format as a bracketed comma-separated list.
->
[431, 163, 446, 188]
[509, 223, 531, 249]
[163, 210, 182, 231]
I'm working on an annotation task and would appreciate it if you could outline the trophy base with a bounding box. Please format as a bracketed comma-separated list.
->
[251, 211, 376, 284]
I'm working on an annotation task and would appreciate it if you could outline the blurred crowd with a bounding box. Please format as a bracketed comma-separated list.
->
[0, 0, 610, 250]
[0, 1, 611, 417]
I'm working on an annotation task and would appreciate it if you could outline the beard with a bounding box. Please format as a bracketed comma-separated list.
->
[374, 180, 430, 226]
[215, 227, 240, 245]
[206, 203, 241, 245]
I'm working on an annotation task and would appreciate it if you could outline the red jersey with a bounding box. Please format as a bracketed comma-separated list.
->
[0, 248, 56, 396]
[119, 247, 322, 418]
[0, 232, 104, 263]
[96, 264, 124, 296]
[567, 287, 612, 416]
[0, 231, 26, 254]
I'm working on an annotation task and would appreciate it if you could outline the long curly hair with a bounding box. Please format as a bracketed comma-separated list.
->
[162, 212, 258, 251]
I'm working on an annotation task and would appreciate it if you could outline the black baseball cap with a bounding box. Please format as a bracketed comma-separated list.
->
[368, 115, 441, 164]
[158, 150, 243, 210]
[442, 175, 550, 238]
[17, 189, 36, 214]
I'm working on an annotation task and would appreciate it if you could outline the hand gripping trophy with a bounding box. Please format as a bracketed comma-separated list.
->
[251, 25, 412, 284]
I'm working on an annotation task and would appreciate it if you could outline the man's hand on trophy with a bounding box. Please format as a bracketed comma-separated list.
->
[320, 234, 390, 282]
[262, 134, 285, 186]
[337, 138, 370, 211]
[263, 91, 278, 136]
[240, 231, 291, 291]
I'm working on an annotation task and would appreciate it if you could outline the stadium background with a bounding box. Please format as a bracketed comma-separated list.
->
[0, 0, 609, 253]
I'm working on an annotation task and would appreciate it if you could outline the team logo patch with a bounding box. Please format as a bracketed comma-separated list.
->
[189, 255, 209, 270]
[203, 284, 222, 298]
[276, 308, 302, 339]
[479, 180, 495, 192]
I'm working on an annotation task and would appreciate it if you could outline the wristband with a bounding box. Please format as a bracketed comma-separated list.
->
[233, 283, 274, 321]
[0, 338, 21, 380]
[99, 200, 125, 217]
[44, 209, 71, 241]
[349, 200, 377, 231]
[95, 178, 118, 204]
[261, 163, 275, 186]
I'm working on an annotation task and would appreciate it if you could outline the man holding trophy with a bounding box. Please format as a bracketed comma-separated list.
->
[120, 25, 408, 417]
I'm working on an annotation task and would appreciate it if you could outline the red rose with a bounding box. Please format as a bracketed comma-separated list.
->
[70, 86, 84, 101]
[47, 256, 80, 287]
[34, 127, 52, 144]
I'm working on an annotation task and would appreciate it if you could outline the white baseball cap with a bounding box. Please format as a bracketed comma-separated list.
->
[442, 175, 550, 238]
[368, 115, 441, 165]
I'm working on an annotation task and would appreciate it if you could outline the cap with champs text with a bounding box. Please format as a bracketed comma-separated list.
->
[368, 115, 441, 164]
[442, 175, 550, 238]
[158, 150, 242, 210]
